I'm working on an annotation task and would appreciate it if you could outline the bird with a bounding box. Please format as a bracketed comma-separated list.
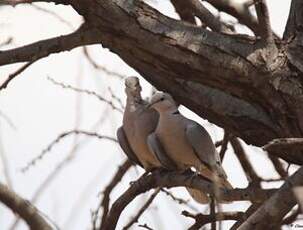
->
[117, 77, 177, 171]
[147, 92, 233, 203]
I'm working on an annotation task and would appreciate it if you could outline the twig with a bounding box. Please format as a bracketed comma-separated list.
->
[182, 210, 245, 230]
[83, 47, 125, 79]
[95, 160, 133, 230]
[0, 60, 36, 90]
[47, 76, 123, 113]
[219, 131, 230, 160]
[138, 223, 154, 230]
[108, 87, 125, 110]
[123, 188, 160, 230]
[21, 130, 117, 172]
[0, 110, 17, 130]
[282, 206, 301, 225]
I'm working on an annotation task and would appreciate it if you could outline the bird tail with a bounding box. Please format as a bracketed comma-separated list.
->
[186, 187, 209, 204]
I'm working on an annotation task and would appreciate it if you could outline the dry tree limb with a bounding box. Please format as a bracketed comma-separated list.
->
[238, 166, 303, 230]
[123, 188, 160, 230]
[219, 131, 230, 159]
[267, 155, 288, 178]
[263, 138, 303, 152]
[0, 182, 53, 230]
[21, 129, 117, 172]
[0, 0, 65, 6]
[0, 60, 36, 90]
[182, 210, 246, 230]
[230, 137, 262, 187]
[230, 204, 261, 230]
[282, 206, 301, 225]
[138, 223, 153, 230]
[102, 169, 277, 230]
[96, 160, 133, 230]
[47, 77, 123, 113]
[170, 0, 196, 24]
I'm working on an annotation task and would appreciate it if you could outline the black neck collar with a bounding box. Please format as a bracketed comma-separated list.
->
[172, 110, 180, 115]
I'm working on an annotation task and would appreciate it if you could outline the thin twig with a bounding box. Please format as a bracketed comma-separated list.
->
[47, 76, 123, 113]
[21, 130, 117, 172]
[0, 60, 37, 90]
[95, 160, 133, 230]
[123, 188, 160, 230]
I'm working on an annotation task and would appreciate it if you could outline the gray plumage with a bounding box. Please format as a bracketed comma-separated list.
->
[147, 92, 232, 203]
[117, 77, 162, 170]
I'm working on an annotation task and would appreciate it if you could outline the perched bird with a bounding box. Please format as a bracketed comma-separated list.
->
[147, 92, 233, 203]
[117, 77, 175, 171]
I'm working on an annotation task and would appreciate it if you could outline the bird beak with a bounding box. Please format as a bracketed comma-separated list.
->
[146, 100, 158, 109]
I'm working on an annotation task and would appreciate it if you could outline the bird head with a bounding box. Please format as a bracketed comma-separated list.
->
[148, 92, 177, 112]
[125, 76, 142, 101]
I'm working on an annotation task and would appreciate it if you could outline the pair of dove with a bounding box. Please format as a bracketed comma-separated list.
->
[117, 76, 232, 203]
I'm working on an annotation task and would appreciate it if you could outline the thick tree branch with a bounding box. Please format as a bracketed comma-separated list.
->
[0, 23, 99, 66]
[170, 0, 196, 24]
[263, 138, 303, 152]
[102, 169, 277, 230]
[238, 166, 303, 229]
[0, 182, 53, 230]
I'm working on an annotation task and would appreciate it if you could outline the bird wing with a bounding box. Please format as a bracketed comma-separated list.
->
[147, 133, 177, 170]
[117, 126, 143, 167]
[185, 121, 227, 179]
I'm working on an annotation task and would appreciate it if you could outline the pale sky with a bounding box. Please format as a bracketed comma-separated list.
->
[0, 1, 297, 230]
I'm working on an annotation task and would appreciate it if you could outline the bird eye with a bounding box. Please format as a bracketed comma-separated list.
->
[160, 98, 164, 101]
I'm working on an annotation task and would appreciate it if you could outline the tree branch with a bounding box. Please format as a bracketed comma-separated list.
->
[123, 188, 160, 230]
[263, 138, 303, 152]
[238, 166, 303, 229]
[0, 182, 53, 230]
[0, 23, 99, 66]
[101, 169, 277, 230]
[182, 210, 246, 230]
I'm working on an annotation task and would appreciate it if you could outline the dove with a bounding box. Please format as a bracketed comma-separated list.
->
[117, 77, 176, 171]
[147, 92, 233, 203]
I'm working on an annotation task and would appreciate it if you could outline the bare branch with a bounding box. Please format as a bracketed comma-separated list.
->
[0, 59, 37, 90]
[0, 182, 53, 230]
[182, 210, 246, 230]
[47, 77, 123, 113]
[0, 23, 99, 66]
[263, 138, 303, 152]
[21, 130, 117, 172]
[230, 137, 262, 186]
[170, 0, 196, 24]
[267, 155, 288, 178]
[293, 186, 303, 212]
[102, 169, 277, 230]
[138, 223, 153, 230]
[219, 131, 230, 159]
[123, 188, 160, 230]
[238, 166, 303, 230]
[96, 160, 132, 230]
